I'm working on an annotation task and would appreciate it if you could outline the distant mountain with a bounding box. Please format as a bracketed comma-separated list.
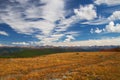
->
[0, 46, 120, 58]
[101, 48, 120, 52]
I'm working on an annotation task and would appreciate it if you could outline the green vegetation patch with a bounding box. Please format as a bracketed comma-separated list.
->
[0, 48, 66, 58]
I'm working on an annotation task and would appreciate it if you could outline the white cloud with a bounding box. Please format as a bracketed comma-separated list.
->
[47, 37, 120, 46]
[82, 11, 120, 25]
[25, 6, 42, 19]
[35, 33, 64, 43]
[12, 42, 30, 46]
[41, 0, 65, 22]
[95, 0, 120, 6]
[64, 35, 75, 42]
[0, 0, 80, 44]
[0, 31, 9, 36]
[11, 37, 120, 46]
[33, 31, 79, 44]
[55, 16, 79, 32]
[90, 28, 103, 34]
[90, 21, 120, 34]
[82, 18, 109, 25]
[74, 4, 97, 20]
[108, 11, 120, 21]
[0, 0, 65, 36]
[105, 21, 120, 33]
[55, 4, 97, 33]
[65, 31, 80, 36]
[0, 1, 97, 44]
[95, 28, 103, 33]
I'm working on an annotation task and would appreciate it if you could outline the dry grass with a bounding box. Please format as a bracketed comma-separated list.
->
[0, 52, 120, 80]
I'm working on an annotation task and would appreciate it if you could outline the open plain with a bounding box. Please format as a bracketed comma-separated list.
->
[0, 52, 120, 80]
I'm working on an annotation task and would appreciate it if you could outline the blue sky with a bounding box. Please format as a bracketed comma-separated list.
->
[0, 0, 120, 46]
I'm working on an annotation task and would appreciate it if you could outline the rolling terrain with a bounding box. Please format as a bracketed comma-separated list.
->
[0, 46, 119, 58]
[0, 52, 120, 80]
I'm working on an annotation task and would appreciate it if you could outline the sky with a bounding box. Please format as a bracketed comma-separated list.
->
[0, 0, 120, 46]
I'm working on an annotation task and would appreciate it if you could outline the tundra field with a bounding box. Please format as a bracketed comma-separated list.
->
[0, 52, 120, 80]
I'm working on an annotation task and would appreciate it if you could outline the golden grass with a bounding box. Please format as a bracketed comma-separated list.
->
[0, 52, 120, 80]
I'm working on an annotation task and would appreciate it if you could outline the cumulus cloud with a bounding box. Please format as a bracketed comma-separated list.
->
[108, 11, 120, 21]
[74, 4, 97, 20]
[105, 21, 120, 33]
[0, 31, 9, 36]
[95, 0, 120, 6]
[90, 21, 120, 34]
